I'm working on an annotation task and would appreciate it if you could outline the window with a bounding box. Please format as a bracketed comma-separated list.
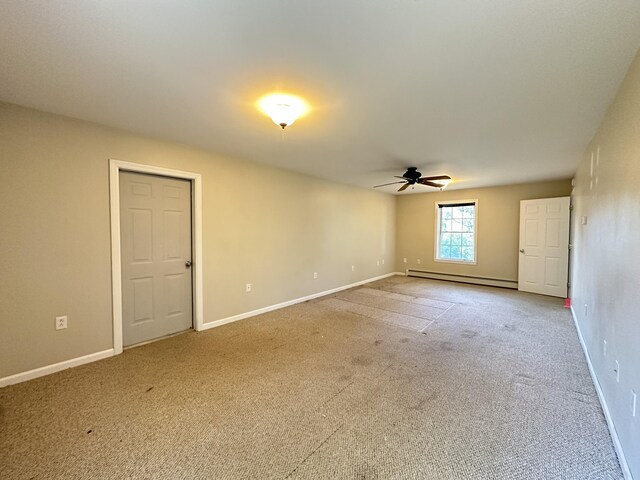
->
[435, 200, 477, 263]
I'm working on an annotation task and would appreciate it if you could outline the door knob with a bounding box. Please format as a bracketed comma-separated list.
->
[185, 260, 192, 268]
[519, 249, 525, 254]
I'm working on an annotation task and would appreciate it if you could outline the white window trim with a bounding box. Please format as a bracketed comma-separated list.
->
[434, 199, 478, 265]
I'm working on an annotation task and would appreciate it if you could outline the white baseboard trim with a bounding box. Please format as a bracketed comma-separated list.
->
[0, 349, 114, 388]
[392, 271, 406, 276]
[570, 306, 632, 480]
[406, 269, 518, 289]
[200, 272, 399, 331]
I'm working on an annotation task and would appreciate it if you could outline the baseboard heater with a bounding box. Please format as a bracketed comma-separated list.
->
[406, 269, 518, 289]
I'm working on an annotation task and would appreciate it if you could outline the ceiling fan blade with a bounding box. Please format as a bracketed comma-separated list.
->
[394, 175, 410, 180]
[421, 175, 451, 182]
[398, 183, 410, 192]
[419, 179, 446, 188]
[373, 181, 407, 188]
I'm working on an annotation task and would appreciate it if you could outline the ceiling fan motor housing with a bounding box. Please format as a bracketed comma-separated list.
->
[403, 167, 421, 182]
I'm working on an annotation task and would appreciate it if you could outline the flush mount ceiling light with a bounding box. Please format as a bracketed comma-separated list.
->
[257, 93, 309, 129]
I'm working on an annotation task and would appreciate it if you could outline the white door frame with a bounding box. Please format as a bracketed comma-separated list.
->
[517, 196, 570, 298]
[109, 159, 204, 355]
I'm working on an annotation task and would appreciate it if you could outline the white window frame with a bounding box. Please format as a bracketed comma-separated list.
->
[434, 199, 478, 265]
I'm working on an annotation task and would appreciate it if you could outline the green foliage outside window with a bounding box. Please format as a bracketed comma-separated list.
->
[438, 204, 475, 262]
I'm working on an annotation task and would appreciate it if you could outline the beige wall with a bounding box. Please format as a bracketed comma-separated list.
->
[0, 102, 396, 378]
[395, 180, 572, 282]
[572, 49, 640, 477]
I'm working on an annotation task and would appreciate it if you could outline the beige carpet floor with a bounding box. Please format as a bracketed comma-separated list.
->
[0, 277, 623, 479]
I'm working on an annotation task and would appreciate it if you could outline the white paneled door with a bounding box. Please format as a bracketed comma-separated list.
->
[518, 197, 570, 298]
[120, 171, 193, 346]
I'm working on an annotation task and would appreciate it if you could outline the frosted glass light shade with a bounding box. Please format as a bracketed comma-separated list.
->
[257, 93, 309, 128]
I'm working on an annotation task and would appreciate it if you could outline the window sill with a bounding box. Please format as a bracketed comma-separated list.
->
[434, 258, 477, 265]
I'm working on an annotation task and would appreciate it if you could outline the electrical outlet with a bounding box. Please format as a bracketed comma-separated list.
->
[614, 360, 620, 383]
[403, 258, 407, 263]
[245, 283, 252, 293]
[376, 260, 380, 266]
[417, 259, 421, 264]
[382, 259, 385, 265]
[351, 265, 355, 272]
[632, 390, 637, 418]
[313, 272, 318, 279]
[603, 340, 607, 357]
[55, 316, 67, 330]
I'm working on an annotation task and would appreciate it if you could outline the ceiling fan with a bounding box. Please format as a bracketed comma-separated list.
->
[374, 167, 452, 192]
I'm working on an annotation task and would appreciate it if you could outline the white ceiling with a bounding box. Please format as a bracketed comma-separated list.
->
[1, 1, 639, 193]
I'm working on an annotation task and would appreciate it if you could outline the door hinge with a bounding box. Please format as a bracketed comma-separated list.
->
[570, 204, 574, 211]
[568, 244, 573, 250]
